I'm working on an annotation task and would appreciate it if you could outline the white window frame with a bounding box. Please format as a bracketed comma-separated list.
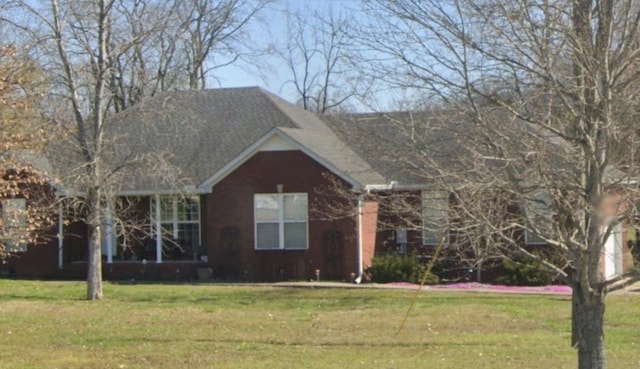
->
[2, 198, 28, 252]
[524, 230, 547, 245]
[151, 195, 201, 261]
[523, 192, 551, 245]
[254, 193, 308, 250]
[421, 191, 449, 246]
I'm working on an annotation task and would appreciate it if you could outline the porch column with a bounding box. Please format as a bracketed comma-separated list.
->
[104, 201, 114, 264]
[155, 194, 162, 263]
[58, 203, 63, 269]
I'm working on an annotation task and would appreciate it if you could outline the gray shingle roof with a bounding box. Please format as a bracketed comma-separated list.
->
[48, 88, 593, 195]
[322, 111, 470, 186]
[262, 92, 385, 186]
[50, 87, 385, 193]
[323, 108, 587, 189]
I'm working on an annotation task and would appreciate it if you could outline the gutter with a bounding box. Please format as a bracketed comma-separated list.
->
[55, 186, 209, 198]
[364, 181, 430, 192]
[356, 180, 429, 282]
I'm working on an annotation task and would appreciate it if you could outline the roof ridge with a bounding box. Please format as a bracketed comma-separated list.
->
[257, 88, 305, 128]
[257, 89, 347, 132]
[197, 86, 263, 93]
[125, 86, 265, 104]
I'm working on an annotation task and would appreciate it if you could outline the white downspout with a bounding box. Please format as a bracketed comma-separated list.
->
[57, 203, 63, 269]
[357, 194, 364, 280]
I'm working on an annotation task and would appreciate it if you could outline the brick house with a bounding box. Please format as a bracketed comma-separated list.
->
[2, 87, 634, 281]
[4, 87, 385, 281]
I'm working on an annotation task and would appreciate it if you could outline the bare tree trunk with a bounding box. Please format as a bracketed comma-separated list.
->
[86, 232, 103, 300]
[572, 282, 605, 369]
[86, 187, 103, 300]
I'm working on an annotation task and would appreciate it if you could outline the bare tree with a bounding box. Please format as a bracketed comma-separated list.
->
[8, 0, 163, 300]
[348, 1, 640, 368]
[5, 0, 267, 300]
[106, 0, 268, 111]
[276, 7, 361, 114]
[52, 0, 116, 300]
[176, 0, 269, 90]
[106, 0, 180, 112]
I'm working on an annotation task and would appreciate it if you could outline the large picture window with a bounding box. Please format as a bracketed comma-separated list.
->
[2, 198, 27, 252]
[254, 193, 308, 250]
[151, 195, 200, 260]
[422, 191, 449, 245]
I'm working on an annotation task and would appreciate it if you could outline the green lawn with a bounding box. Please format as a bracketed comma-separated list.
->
[0, 281, 638, 369]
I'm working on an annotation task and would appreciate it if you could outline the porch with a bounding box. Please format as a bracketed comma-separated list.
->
[56, 260, 209, 282]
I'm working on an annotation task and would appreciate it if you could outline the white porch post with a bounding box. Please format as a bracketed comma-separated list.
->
[155, 194, 162, 263]
[58, 203, 63, 269]
[105, 201, 114, 263]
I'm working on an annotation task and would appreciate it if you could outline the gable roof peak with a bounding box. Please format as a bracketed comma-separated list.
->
[50, 86, 385, 193]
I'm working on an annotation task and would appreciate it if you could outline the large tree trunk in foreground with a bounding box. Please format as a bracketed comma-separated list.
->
[572, 282, 605, 369]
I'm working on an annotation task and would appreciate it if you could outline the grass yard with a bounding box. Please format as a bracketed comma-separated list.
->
[0, 281, 639, 369]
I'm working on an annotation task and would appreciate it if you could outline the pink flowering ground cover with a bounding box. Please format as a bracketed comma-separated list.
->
[388, 281, 572, 294]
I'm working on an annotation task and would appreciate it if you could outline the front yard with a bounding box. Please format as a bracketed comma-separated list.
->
[0, 280, 638, 368]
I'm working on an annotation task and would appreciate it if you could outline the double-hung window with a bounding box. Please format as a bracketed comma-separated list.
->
[151, 195, 200, 260]
[523, 192, 551, 245]
[254, 193, 308, 250]
[524, 230, 546, 245]
[422, 191, 449, 245]
[2, 198, 27, 252]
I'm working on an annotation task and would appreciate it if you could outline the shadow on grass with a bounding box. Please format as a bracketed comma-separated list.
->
[112, 288, 416, 313]
[77, 336, 452, 348]
[0, 294, 86, 302]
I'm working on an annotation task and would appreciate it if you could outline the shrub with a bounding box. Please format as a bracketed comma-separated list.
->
[495, 257, 556, 286]
[367, 255, 439, 284]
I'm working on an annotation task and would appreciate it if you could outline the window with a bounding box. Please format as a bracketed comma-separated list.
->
[255, 193, 308, 250]
[524, 230, 546, 245]
[151, 196, 200, 260]
[422, 191, 449, 245]
[2, 198, 27, 252]
[523, 192, 551, 245]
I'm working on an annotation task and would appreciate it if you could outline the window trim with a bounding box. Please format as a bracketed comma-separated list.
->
[254, 193, 308, 250]
[524, 230, 547, 245]
[421, 191, 449, 246]
[2, 198, 28, 253]
[523, 192, 552, 246]
[150, 195, 201, 261]
[157, 196, 200, 239]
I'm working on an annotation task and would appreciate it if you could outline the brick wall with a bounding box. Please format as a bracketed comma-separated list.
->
[204, 150, 357, 281]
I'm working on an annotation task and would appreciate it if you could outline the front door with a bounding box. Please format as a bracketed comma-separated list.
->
[323, 230, 344, 280]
